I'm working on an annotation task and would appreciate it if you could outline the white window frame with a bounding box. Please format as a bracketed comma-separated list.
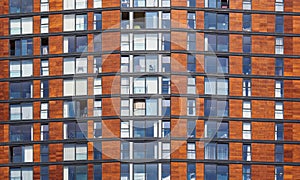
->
[275, 102, 283, 119]
[243, 101, 251, 118]
[243, 122, 251, 139]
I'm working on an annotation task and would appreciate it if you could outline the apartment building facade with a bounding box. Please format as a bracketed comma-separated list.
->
[0, 0, 300, 179]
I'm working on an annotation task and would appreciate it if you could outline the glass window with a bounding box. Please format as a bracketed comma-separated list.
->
[205, 77, 228, 95]
[205, 0, 229, 8]
[187, 77, 196, 94]
[162, 56, 170, 72]
[275, 166, 284, 180]
[187, 163, 196, 180]
[94, 13, 102, 30]
[40, 102, 49, 119]
[243, 100, 251, 118]
[93, 142, 102, 160]
[204, 12, 228, 30]
[63, 79, 87, 96]
[41, 59, 49, 76]
[121, 77, 130, 94]
[134, 55, 158, 72]
[40, 80, 49, 98]
[162, 12, 170, 29]
[94, 57, 102, 73]
[121, 34, 130, 51]
[187, 12, 196, 29]
[63, 100, 88, 118]
[10, 17, 33, 35]
[133, 142, 157, 159]
[9, 60, 33, 77]
[275, 58, 283, 76]
[162, 121, 170, 137]
[64, 57, 87, 74]
[162, 164, 170, 180]
[64, 36, 87, 53]
[10, 145, 33, 163]
[275, 123, 284, 140]
[162, 33, 170, 51]
[10, 124, 32, 142]
[94, 122, 102, 138]
[134, 34, 145, 50]
[205, 34, 228, 52]
[94, 0, 102, 8]
[64, 0, 87, 9]
[10, 167, 33, 180]
[41, 17, 49, 33]
[162, 0, 170, 7]
[187, 55, 196, 72]
[275, 37, 284, 54]
[40, 144, 49, 162]
[275, 144, 284, 162]
[133, 164, 158, 180]
[146, 34, 158, 50]
[41, 124, 49, 140]
[243, 144, 251, 161]
[94, 78, 102, 95]
[205, 143, 228, 160]
[162, 99, 170, 116]
[121, 99, 130, 116]
[162, 78, 170, 94]
[243, 14, 251, 31]
[205, 164, 228, 180]
[10, 103, 33, 120]
[243, 79, 251, 96]
[275, 102, 283, 119]
[40, 166, 49, 180]
[187, 143, 196, 159]
[243, 0, 251, 10]
[64, 122, 87, 139]
[41, 0, 49, 11]
[63, 165, 87, 180]
[121, 121, 130, 138]
[133, 77, 158, 94]
[187, 99, 196, 116]
[275, 80, 283, 98]
[94, 33, 102, 52]
[121, 164, 130, 180]
[121, 12, 130, 29]
[10, 38, 33, 56]
[94, 100, 102, 117]
[133, 121, 158, 138]
[162, 143, 170, 159]
[146, 12, 158, 29]
[243, 165, 251, 180]
[243, 57, 251, 75]
[187, 120, 196, 137]
[205, 121, 228, 138]
[204, 99, 228, 117]
[187, 0, 196, 7]
[10, 0, 33, 13]
[205, 56, 228, 74]
[63, 14, 87, 31]
[10, 81, 32, 99]
[243, 35, 251, 53]
[121, 141, 130, 159]
[94, 164, 102, 180]
[64, 144, 87, 161]
[275, 0, 284, 11]
[187, 33, 196, 51]
[243, 122, 251, 139]
[276, 15, 284, 33]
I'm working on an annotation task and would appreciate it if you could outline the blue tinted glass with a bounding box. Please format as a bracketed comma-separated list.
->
[94, 165, 102, 180]
[146, 164, 157, 180]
